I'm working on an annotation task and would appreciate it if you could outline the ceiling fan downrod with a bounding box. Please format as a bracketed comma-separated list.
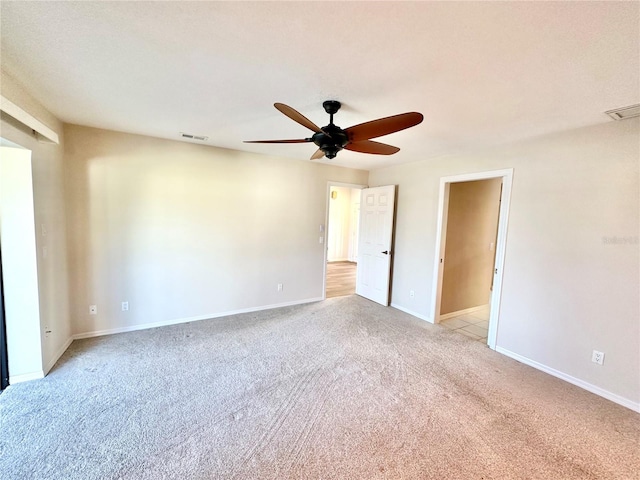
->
[313, 100, 348, 159]
[323, 100, 341, 124]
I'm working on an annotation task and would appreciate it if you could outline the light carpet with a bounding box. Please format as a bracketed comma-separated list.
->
[1, 295, 638, 479]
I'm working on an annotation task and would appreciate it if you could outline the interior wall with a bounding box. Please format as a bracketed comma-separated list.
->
[0, 69, 71, 378]
[327, 186, 359, 262]
[327, 186, 349, 261]
[368, 119, 640, 407]
[348, 188, 361, 262]
[440, 178, 502, 314]
[64, 124, 368, 336]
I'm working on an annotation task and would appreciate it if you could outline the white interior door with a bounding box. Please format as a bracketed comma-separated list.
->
[356, 185, 396, 306]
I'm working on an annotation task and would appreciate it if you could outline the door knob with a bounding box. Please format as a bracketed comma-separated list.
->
[381, 250, 389, 255]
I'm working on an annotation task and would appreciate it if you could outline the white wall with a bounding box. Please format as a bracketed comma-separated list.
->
[0, 69, 71, 379]
[327, 186, 357, 262]
[0, 146, 43, 381]
[64, 125, 368, 336]
[348, 188, 361, 262]
[369, 119, 640, 408]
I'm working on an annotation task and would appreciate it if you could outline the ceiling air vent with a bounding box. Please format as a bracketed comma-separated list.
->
[180, 132, 208, 141]
[605, 104, 640, 121]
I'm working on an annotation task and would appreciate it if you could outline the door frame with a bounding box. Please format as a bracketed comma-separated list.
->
[0, 244, 8, 390]
[429, 168, 514, 350]
[323, 181, 367, 300]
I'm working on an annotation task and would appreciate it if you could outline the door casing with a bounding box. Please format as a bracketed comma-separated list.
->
[430, 169, 514, 350]
[0, 245, 8, 390]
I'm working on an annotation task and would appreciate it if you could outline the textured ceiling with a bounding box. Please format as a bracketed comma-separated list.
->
[1, 1, 638, 170]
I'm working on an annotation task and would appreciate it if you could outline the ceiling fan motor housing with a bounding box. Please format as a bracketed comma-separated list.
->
[311, 125, 349, 159]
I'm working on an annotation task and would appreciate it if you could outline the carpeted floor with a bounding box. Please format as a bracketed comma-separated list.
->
[1, 295, 638, 479]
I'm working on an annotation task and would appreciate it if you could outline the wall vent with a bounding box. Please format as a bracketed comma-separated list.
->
[180, 132, 208, 141]
[605, 104, 640, 121]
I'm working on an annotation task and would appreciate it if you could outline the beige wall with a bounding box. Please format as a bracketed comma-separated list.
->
[441, 178, 502, 314]
[64, 125, 368, 335]
[0, 69, 71, 377]
[369, 119, 640, 406]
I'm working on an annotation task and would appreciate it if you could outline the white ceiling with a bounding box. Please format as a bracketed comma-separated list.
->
[1, 1, 638, 170]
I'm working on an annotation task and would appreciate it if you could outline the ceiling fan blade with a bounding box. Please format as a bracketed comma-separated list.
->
[345, 112, 423, 142]
[244, 138, 312, 144]
[274, 103, 322, 133]
[310, 148, 325, 160]
[344, 140, 400, 155]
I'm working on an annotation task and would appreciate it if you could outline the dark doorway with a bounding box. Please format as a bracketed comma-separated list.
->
[0, 244, 9, 391]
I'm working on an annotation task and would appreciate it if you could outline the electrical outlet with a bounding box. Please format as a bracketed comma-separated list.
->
[410, 290, 415, 298]
[277, 283, 283, 292]
[89, 305, 97, 315]
[591, 350, 605, 365]
[122, 301, 129, 311]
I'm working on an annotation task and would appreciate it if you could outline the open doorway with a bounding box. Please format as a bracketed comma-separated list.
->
[430, 169, 513, 349]
[324, 183, 365, 298]
[438, 178, 502, 343]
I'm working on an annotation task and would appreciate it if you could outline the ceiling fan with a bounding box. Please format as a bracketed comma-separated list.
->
[245, 101, 424, 160]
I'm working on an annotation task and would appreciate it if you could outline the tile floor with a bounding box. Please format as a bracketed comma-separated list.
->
[439, 305, 490, 343]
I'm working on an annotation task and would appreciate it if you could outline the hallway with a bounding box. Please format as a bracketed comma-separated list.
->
[326, 261, 356, 298]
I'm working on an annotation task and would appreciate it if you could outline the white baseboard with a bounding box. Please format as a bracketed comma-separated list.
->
[391, 303, 434, 324]
[73, 297, 324, 340]
[8, 338, 73, 385]
[438, 304, 489, 322]
[496, 346, 640, 413]
[10, 370, 45, 384]
[44, 336, 74, 375]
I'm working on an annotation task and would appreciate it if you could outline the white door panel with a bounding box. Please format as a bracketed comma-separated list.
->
[356, 185, 396, 305]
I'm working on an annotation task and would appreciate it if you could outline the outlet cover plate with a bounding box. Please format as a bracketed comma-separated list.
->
[591, 350, 605, 365]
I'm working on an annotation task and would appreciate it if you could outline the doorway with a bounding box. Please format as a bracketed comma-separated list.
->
[430, 169, 513, 349]
[438, 178, 502, 343]
[324, 182, 365, 298]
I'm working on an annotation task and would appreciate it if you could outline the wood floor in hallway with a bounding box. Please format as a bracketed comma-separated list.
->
[326, 261, 356, 298]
